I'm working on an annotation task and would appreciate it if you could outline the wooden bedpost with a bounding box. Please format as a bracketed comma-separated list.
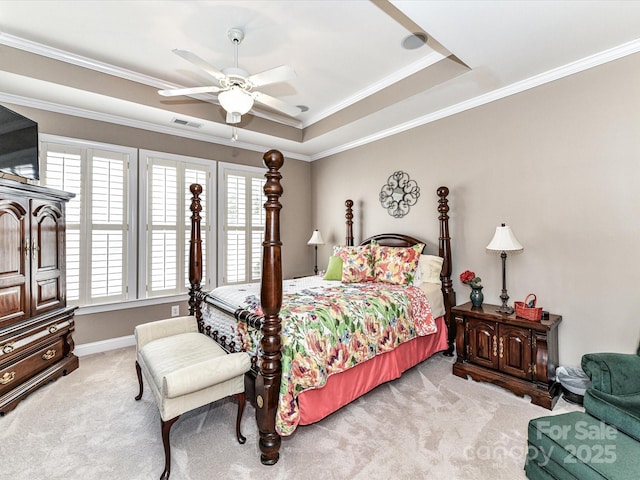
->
[437, 186, 456, 356]
[189, 183, 203, 331]
[257, 149, 284, 465]
[345, 199, 354, 246]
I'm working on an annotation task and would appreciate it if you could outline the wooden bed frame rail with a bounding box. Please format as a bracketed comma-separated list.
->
[188, 149, 455, 465]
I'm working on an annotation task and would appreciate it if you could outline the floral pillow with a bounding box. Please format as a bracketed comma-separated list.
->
[372, 243, 424, 285]
[333, 245, 373, 283]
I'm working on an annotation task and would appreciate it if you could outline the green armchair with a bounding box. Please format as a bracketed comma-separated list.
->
[581, 343, 640, 445]
[581, 343, 640, 395]
[525, 342, 640, 480]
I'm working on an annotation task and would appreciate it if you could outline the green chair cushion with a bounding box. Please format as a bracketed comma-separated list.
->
[584, 389, 640, 442]
[526, 411, 640, 480]
[582, 351, 640, 395]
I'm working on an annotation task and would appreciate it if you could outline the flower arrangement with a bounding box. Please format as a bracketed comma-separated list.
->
[460, 270, 482, 288]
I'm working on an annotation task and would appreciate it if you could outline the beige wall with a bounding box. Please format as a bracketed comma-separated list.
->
[311, 52, 640, 366]
[4, 105, 312, 345]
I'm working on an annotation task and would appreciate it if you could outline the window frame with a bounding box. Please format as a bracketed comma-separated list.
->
[39, 134, 138, 308]
[38, 136, 220, 315]
[138, 149, 217, 297]
[217, 162, 266, 286]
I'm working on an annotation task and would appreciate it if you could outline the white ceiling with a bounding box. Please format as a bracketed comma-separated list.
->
[1, 0, 640, 161]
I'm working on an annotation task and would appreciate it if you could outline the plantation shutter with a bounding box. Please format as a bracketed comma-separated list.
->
[149, 162, 178, 294]
[89, 150, 127, 299]
[221, 166, 265, 285]
[41, 147, 82, 301]
[40, 142, 130, 306]
[146, 157, 209, 296]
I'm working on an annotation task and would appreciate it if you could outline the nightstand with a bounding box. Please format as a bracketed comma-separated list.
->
[452, 301, 562, 409]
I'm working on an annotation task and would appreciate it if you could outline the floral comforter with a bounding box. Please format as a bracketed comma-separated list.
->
[235, 281, 436, 436]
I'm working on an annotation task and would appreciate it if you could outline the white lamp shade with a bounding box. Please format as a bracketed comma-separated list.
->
[218, 86, 254, 115]
[486, 224, 523, 252]
[307, 229, 324, 245]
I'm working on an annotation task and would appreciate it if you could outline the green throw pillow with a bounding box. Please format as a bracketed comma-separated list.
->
[323, 255, 343, 281]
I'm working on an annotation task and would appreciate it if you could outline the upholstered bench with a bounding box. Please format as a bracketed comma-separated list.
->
[135, 315, 251, 480]
[526, 411, 640, 480]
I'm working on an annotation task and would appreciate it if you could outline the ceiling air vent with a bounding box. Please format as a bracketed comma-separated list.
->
[171, 118, 203, 129]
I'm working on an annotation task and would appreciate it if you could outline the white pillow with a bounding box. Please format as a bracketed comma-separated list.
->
[419, 255, 443, 285]
[411, 264, 423, 285]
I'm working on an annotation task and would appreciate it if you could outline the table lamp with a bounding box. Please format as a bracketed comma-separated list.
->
[307, 229, 325, 275]
[486, 223, 523, 314]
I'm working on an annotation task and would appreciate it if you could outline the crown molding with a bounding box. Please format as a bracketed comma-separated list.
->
[2, 31, 639, 163]
[0, 32, 170, 88]
[302, 50, 449, 127]
[310, 37, 640, 161]
[0, 92, 311, 161]
[0, 32, 304, 130]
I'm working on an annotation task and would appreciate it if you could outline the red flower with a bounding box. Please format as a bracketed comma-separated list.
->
[460, 270, 482, 288]
[460, 270, 476, 283]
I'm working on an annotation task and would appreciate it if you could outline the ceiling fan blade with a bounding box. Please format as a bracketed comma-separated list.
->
[252, 91, 302, 118]
[172, 49, 227, 83]
[158, 86, 222, 97]
[249, 65, 296, 88]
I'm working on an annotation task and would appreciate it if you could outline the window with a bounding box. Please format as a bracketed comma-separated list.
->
[219, 163, 265, 285]
[40, 137, 136, 307]
[139, 150, 214, 297]
[40, 137, 217, 311]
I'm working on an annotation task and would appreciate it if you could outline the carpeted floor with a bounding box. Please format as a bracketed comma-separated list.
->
[1, 347, 580, 480]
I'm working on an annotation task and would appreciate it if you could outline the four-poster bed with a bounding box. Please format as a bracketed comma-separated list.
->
[187, 149, 456, 464]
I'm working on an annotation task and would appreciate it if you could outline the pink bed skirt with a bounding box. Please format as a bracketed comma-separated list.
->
[297, 316, 449, 425]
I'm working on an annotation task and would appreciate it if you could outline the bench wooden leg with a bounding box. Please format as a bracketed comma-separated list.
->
[235, 392, 246, 444]
[160, 415, 179, 480]
[135, 361, 143, 401]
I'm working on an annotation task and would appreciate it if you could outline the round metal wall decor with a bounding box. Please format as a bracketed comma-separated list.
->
[379, 171, 420, 218]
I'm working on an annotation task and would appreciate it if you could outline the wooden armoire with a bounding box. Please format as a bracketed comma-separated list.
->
[0, 178, 78, 415]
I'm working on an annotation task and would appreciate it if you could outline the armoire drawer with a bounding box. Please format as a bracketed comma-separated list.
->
[0, 314, 73, 363]
[0, 338, 65, 396]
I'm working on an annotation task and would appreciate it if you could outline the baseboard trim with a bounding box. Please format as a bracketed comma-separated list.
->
[75, 335, 135, 357]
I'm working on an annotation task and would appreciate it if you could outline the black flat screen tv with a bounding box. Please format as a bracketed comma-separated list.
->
[0, 104, 39, 181]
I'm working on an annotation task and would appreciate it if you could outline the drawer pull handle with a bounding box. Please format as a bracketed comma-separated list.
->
[42, 349, 57, 360]
[49, 325, 58, 334]
[492, 335, 498, 357]
[1, 342, 15, 354]
[499, 337, 504, 359]
[0, 371, 16, 385]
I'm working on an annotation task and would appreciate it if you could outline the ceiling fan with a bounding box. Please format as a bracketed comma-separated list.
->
[159, 28, 302, 124]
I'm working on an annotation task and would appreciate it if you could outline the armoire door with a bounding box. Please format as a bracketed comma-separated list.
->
[0, 198, 29, 326]
[30, 199, 66, 316]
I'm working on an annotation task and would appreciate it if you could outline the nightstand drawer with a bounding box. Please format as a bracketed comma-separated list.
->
[0, 338, 65, 395]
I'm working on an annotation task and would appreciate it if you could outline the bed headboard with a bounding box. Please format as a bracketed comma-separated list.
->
[360, 233, 427, 253]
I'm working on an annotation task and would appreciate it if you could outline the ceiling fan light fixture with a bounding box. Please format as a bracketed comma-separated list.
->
[218, 86, 254, 115]
[163, 28, 299, 123]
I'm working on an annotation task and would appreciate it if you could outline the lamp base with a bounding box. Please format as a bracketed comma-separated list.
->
[496, 304, 514, 315]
